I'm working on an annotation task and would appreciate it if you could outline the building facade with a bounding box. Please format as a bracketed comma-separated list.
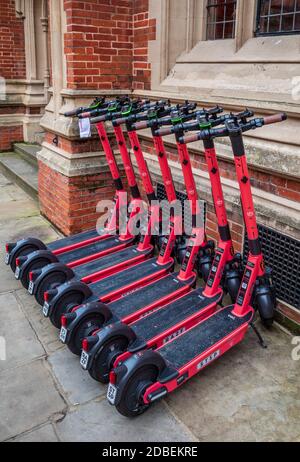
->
[0, 0, 299, 330]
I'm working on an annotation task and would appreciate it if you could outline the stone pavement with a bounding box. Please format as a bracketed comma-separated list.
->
[0, 172, 299, 442]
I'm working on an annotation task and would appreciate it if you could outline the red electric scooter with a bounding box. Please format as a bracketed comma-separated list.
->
[78, 111, 246, 383]
[107, 112, 285, 417]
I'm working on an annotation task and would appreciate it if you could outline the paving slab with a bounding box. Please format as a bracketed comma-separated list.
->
[0, 292, 45, 371]
[55, 399, 194, 442]
[48, 347, 104, 405]
[0, 215, 60, 247]
[11, 423, 59, 442]
[0, 200, 39, 222]
[165, 323, 300, 442]
[0, 359, 66, 441]
[15, 289, 63, 355]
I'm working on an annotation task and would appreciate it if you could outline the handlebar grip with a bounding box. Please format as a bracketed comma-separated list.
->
[155, 127, 174, 137]
[113, 117, 127, 126]
[264, 113, 287, 125]
[134, 121, 149, 130]
[78, 111, 92, 119]
[180, 133, 199, 144]
[64, 109, 80, 117]
[90, 115, 106, 124]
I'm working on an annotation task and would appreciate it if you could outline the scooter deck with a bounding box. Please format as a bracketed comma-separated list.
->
[109, 272, 191, 320]
[158, 305, 252, 369]
[89, 258, 172, 299]
[48, 229, 100, 251]
[131, 289, 221, 343]
[74, 245, 151, 279]
[57, 236, 128, 265]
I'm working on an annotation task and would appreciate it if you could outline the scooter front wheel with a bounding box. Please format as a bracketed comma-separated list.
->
[68, 315, 105, 356]
[115, 366, 158, 417]
[89, 336, 129, 384]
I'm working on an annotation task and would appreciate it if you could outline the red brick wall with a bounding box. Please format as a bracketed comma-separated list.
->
[39, 131, 128, 235]
[0, 0, 26, 79]
[0, 125, 23, 151]
[63, 0, 156, 91]
[64, 0, 134, 90]
[39, 160, 119, 236]
[132, 0, 156, 91]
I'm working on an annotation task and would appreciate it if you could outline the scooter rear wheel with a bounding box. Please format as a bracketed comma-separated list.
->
[50, 291, 85, 328]
[115, 366, 158, 417]
[89, 336, 129, 384]
[35, 271, 67, 306]
[68, 315, 105, 356]
[20, 258, 53, 290]
[10, 245, 39, 272]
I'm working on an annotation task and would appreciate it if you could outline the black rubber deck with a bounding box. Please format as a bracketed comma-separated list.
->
[159, 305, 252, 369]
[109, 272, 188, 320]
[48, 229, 99, 251]
[132, 289, 221, 341]
[89, 258, 172, 299]
[57, 236, 125, 264]
[74, 245, 149, 279]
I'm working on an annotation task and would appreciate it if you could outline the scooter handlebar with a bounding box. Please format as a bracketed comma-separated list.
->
[134, 121, 149, 130]
[263, 113, 287, 125]
[180, 133, 200, 144]
[79, 111, 92, 119]
[154, 127, 174, 136]
[90, 114, 106, 124]
[64, 108, 81, 117]
[112, 117, 127, 126]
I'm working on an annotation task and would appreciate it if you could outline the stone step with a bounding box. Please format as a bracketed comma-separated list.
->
[0, 152, 38, 200]
[13, 143, 40, 167]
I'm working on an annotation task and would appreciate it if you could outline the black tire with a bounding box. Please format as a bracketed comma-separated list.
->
[256, 290, 276, 329]
[34, 271, 68, 306]
[10, 244, 39, 273]
[89, 336, 129, 384]
[20, 257, 52, 290]
[116, 366, 158, 418]
[49, 291, 86, 329]
[67, 315, 105, 356]
[226, 275, 241, 304]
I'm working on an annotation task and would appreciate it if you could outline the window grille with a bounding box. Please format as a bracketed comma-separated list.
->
[206, 0, 237, 40]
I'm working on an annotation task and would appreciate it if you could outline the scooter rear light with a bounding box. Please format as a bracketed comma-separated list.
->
[61, 315, 67, 328]
[44, 291, 49, 302]
[5, 243, 9, 253]
[16, 258, 20, 267]
[109, 370, 116, 385]
[82, 338, 89, 352]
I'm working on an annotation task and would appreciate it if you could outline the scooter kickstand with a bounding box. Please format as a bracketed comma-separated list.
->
[250, 322, 268, 349]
